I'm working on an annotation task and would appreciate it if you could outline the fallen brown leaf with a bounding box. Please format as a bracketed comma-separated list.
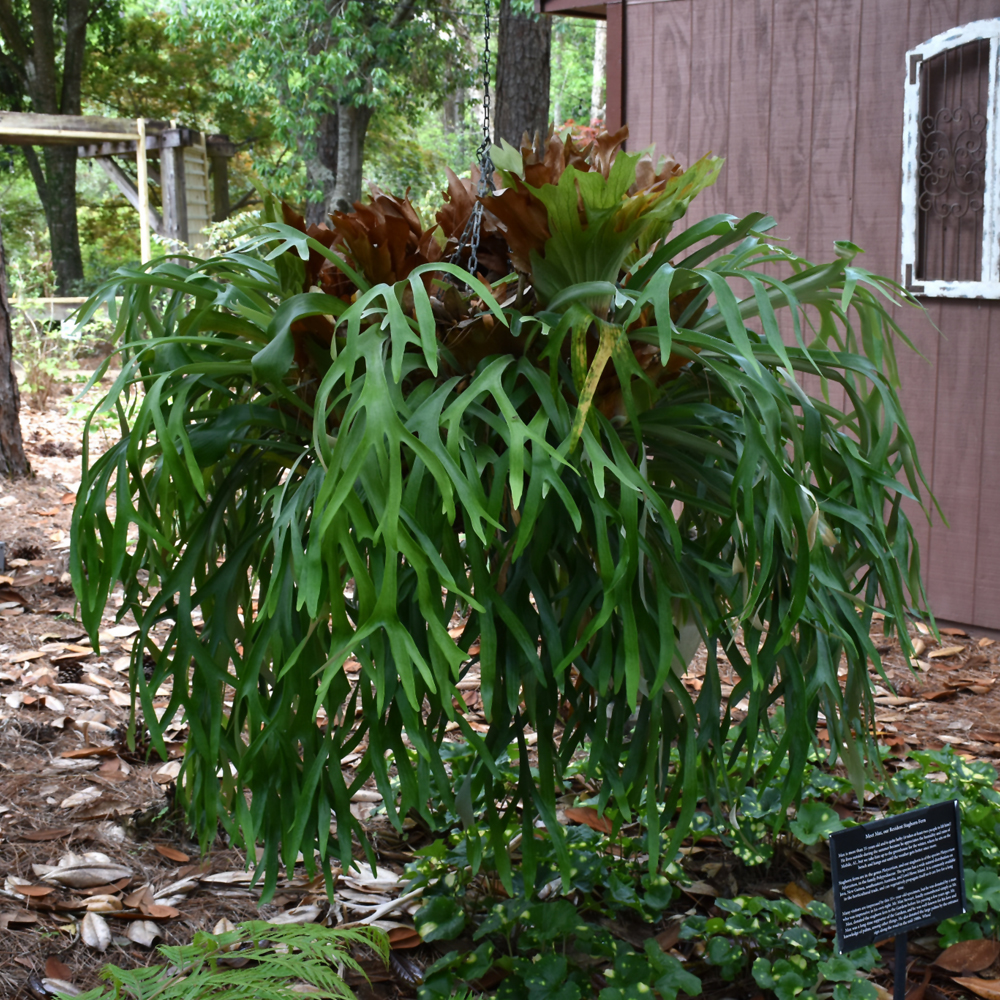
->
[683, 881, 719, 897]
[81, 911, 111, 951]
[904, 965, 932, 1000]
[952, 978, 1000, 1000]
[388, 926, 422, 949]
[783, 882, 815, 908]
[12, 884, 56, 897]
[932, 939, 1000, 974]
[21, 828, 73, 842]
[563, 806, 613, 834]
[60, 746, 118, 760]
[44, 957, 72, 981]
[9, 650, 45, 664]
[142, 903, 181, 919]
[652, 921, 682, 952]
[922, 690, 955, 701]
[929, 646, 966, 659]
[154, 845, 190, 863]
[0, 585, 30, 606]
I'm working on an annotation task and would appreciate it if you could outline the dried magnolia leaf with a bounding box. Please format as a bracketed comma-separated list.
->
[41, 979, 81, 997]
[929, 645, 966, 659]
[342, 864, 403, 894]
[563, 806, 614, 834]
[683, 881, 719, 897]
[59, 787, 103, 809]
[933, 939, 1000, 973]
[85, 895, 124, 912]
[265, 903, 322, 925]
[142, 903, 181, 920]
[9, 650, 45, 664]
[213, 917, 236, 936]
[125, 920, 161, 947]
[105, 624, 140, 638]
[81, 911, 111, 951]
[57, 683, 103, 698]
[43, 863, 133, 888]
[198, 871, 253, 885]
[952, 978, 1000, 1000]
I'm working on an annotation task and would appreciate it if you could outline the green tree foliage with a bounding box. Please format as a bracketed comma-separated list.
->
[82, 8, 258, 141]
[71, 130, 929, 897]
[0, 0, 124, 291]
[178, 0, 477, 215]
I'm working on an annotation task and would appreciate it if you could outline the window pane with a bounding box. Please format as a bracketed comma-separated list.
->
[916, 38, 989, 283]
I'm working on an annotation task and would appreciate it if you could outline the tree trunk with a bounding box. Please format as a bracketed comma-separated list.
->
[0, 218, 29, 480]
[38, 145, 84, 293]
[494, 0, 551, 146]
[304, 110, 340, 227]
[590, 20, 606, 126]
[330, 103, 373, 212]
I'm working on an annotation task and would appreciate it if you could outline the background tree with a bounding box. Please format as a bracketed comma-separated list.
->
[82, 10, 256, 139]
[0, 216, 28, 479]
[185, 0, 473, 225]
[494, 0, 551, 144]
[0, 0, 123, 293]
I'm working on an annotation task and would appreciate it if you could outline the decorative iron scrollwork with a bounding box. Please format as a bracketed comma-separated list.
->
[918, 106, 987, 220]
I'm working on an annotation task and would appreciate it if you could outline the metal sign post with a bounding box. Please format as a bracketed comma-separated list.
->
[829, 801, 966, 1000]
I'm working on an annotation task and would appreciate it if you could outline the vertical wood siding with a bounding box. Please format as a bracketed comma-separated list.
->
[623, 0, 1000, 628]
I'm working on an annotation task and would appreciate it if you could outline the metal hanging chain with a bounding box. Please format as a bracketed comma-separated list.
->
[451, 0, 495, 279]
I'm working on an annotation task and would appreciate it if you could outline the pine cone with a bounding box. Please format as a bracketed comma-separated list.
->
[57, 663, 83, 684]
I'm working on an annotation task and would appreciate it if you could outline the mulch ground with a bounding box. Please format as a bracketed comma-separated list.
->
[1, 398, 998, 1000]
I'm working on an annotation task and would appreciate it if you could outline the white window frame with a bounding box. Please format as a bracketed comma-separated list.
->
[901, 19, 1000, 298]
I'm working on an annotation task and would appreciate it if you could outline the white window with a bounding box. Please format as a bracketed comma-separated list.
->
[901, 19, 1000, 297]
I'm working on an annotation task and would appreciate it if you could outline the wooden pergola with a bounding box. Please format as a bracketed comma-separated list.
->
[0, 112, 237, 262]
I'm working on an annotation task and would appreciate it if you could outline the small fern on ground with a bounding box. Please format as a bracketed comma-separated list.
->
[65, 921, 387, 1000]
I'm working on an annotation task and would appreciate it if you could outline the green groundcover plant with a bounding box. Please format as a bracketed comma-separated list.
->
[71, 127, 931, 896]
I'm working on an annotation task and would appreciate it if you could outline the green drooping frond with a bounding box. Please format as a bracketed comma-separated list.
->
[71, 138, 931, 897]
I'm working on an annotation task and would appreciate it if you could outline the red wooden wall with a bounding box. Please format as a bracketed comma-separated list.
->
[623, 0, 1000, 629]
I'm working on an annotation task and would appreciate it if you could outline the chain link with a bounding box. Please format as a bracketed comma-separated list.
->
[451, 0, 495, 279]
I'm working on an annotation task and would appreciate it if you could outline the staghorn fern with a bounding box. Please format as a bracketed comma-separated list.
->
[70, 128, 932, 897]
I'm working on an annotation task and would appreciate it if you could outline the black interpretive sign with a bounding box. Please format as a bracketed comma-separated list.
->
[829, 800, 965, 953]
